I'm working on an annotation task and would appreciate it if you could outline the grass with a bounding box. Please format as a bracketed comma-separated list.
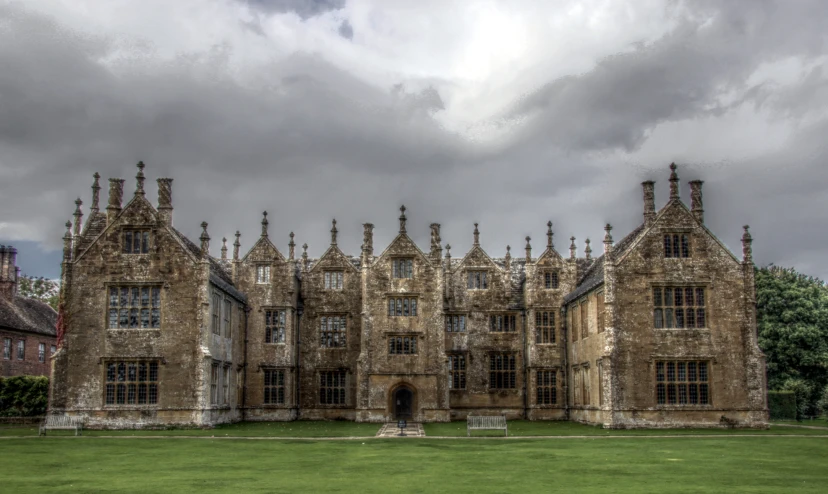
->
[2, 436, 827, 493]
[424, 420, 828, 436]
[772, 418, 828, 427]
[0, 421, 381, 437]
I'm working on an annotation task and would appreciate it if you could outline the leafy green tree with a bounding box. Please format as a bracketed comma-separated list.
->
[756, 265, 828, 418]
[17, 275, 59, 310]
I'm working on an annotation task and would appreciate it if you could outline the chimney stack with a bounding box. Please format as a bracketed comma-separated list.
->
[642, 181, 656, 226]
[157, 178, 173, 226]
[362, 223, 374, 258]
[689, 180, 704, 224]
[669, 163, 679, 200]
[0, 245, 19, 299]
[107, 178, 125, 224]
[90, 173, 101, 214]
[525, 236, 532, 262]
[430, 223, 441, 258]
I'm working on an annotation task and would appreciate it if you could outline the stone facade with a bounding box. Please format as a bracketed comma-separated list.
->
[0, 245, 58, 377]
[50, 162, 768, 428]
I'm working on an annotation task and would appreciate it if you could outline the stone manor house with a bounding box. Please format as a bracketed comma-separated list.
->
[49, 162, 768, 428]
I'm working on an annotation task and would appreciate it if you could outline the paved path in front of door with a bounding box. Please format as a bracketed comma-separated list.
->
[376, 422, 425, 438]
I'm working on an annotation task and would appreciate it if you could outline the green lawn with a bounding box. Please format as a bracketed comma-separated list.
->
[1, 437, 827, 493]
[0, 421, 381, 437]
[772, 418, 828, 427]
[424, 420, 828, 436]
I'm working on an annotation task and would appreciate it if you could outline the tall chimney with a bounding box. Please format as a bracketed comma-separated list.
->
[642, 181, 656, 226]
[157, 178, 173, 226]
[430, 223, 441, 258]
[669, 163, 679, 200]
[0, 245, 19, 299]
[689, 180, 704, 224]
[362, 223, 374, 259]
[106, 178, 125, 224]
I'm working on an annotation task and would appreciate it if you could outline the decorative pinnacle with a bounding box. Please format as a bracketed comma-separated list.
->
[399, 205, 407, 233]
[73, 197, 82, 214]
[505, 245, 511, 260]
[91, 173, 101, 212]
[233, 231, 241, 261]
[473, 223, 480, 246]
[302, 243, 308, 258]
[261, 211, 268, 237]
[445, 243, 451, 259]
[604, 223, 613, 243]
[669, 162, 679, 199]
[569, 236, 576, 259]
[136, 161, 146, 195]
[221, 237, 228, 260]
[547, 221, 554, 248]
[64, 220, 72, 236]
[525, 236, 532, 261]
[289, 232, 295, 260]
[585, 238, 592, 260]
[331, 219, 338, 246]
[742, 225, 753, 262]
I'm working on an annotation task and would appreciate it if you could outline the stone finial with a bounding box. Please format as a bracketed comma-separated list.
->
[233, 231, 241, 261]
[72, 198, 83, 238]
[399, 205, 407, 234]
[689, 180, 704, 223]
[135, 161, 146, 196]
[330, 219, 338, 246]
[362, 223, 374, 258]
[546, 221, 554, 249]
[289, 232, 295, 260]
[220, 237, 228, 260]
[525, 236, 532, 262]
[261, 211, 269, 237]
[585, 238, 592, 260]
[669, 162, 679, 200]
[302, 243, 309, 271]
[569, 236, 576, 260]
[642, 180, 656, 226]
[91, 173, 101, 213]
[473, 223, 480, 246]
[200, 222, 210, 256]
[63, 220, 73, 261]
[604, 223, 613, 255]
[445, 243, 451, 259]
[505, 245, 512, 268]
[430, 223, 441, 257]
[742, 225, 753, 263]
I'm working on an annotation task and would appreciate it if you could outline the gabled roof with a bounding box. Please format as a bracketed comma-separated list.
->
[0, 296, 58, 337]
[373, 233, 432, 265]
[457, 244, 504, 272]
[310, 245, 360, 273]
[240, 236, 286, 264]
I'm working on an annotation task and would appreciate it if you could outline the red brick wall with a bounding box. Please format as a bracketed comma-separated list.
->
[0, 329, 55, 377]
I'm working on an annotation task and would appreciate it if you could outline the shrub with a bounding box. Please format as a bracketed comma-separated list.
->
[0, 376, 49, 417]
[768, 391, 797, 421]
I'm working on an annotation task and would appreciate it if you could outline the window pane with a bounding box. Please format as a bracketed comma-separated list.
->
[654, 309, 663, 329]
[124, 231, 132, 253]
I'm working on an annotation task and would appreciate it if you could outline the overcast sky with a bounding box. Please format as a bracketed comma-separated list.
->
[1, 0, 827, 280]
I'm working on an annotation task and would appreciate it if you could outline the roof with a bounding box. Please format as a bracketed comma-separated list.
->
[0, 295, 58, 337]
[169, 227, 247, 303]
[77, 212, 107, 254]
[562, 223, 646, 305]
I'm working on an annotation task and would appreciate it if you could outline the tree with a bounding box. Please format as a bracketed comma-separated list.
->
[16, 275, 60, 311]
[756, 265, 828, 418]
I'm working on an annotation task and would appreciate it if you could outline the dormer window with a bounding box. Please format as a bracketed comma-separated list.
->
[256, 265, 271, 284]
[123, 230, 150, 254]
[324, 271, 343, 290]
[664, 234, 690, 258]
[467, 270, 488, 289]
[544, 271, 559, 289]
[392, 258, 413, 279]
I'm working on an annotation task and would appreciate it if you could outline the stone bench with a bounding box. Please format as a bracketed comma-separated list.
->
[39, 415, 83, 436]
[467, 415, 507, 437]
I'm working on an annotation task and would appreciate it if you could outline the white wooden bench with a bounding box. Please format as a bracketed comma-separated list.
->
[467, 415, 507, 437]
[39, 415, 83, 436]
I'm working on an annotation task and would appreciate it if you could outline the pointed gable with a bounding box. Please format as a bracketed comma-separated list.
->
[310, 245, 360, 273]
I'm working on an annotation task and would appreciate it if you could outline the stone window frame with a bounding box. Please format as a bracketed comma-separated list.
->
[106, 284, 162, 330]
[264, 308, 287, 344]
[391, 257, 414, 279]
[489, 313, 517, 333]
[319, 369, 348, 407]
[388, 334, 418, 355]
[448, 353, 467, 390]
[223, 298, 232, 338]
[16, 339, 24, 360]
[38, 343, 45, 363]
[445, 313, 467, 333]
[103, 359, 160, 407]
[255, 264, 271, 284]
[654, 359, 712, 407]
[543, 271, 560, 289]
[222, 364, 231, 405]
[50, 345, 56, 356]
[596, 291, 605, 333]
[663, 232, 691, 259]
[536, 368, 559, 406]
[580, 363, 591, 406]
[387, 296, 418, 317]
[263, 367, 286, 406]
[597, 359, 604, 406]
[579, 299, 588, 339]
[652, 284, 707, 329]
[319, 314, 347, 349]
[466, 269, 489, 290]
[323, 270, 344, 290]
[211, 292, 221, 335]
[3, 338, 10, 360]
[535, 309, 556, 344]
[210, 361, 220, 405]
[122, 228, 152, 254]
[488, 353, 517, 390]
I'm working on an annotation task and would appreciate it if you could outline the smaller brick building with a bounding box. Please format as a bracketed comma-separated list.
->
[0, 245, 58, 377]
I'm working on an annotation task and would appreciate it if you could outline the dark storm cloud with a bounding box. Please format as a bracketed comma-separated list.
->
[338, 19, 353, 40]
[243, 0, 345, 19]
[0, 1, 827, 281]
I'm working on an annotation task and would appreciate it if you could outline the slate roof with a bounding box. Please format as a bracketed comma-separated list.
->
[562, 223, 647, 304]
[76, 212, 107, 254]
[0, 295, 58, 337]
[169, 227, 247, 303]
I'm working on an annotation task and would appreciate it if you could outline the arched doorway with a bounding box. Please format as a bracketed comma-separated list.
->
[394, 387, 413, 420]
